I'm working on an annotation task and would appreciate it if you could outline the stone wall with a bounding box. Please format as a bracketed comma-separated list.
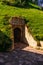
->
[24, 26, 37, 48]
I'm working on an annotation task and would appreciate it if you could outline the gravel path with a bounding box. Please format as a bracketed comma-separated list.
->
[0, 47, 43, 65]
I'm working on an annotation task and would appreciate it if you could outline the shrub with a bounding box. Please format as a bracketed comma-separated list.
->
[2, 0, 30, 7]
[0, 15, 12, 51]
[0, 31, 12, 51]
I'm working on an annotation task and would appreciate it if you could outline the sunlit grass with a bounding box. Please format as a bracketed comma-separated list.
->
[0, 2, 43, 41]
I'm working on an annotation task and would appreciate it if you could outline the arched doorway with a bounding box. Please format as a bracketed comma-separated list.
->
[14, 28, 21, 43]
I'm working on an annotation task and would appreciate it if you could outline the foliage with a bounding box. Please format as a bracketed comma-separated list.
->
[0, 1, 43, 51]
[0, 30, 12, 51]
[2, 0, 32, 7]
[0, 14, 12, 51]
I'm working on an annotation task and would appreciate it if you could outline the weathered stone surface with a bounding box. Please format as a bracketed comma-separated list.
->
[0, 58, 5, 63]
[25, 26, 37, 48]
[0, 48, 43, 65]
[10, 17, 25, 50]
[5, 63, 12, 65]
[4, 55, 8, 59]
[0, 63, 4, 65]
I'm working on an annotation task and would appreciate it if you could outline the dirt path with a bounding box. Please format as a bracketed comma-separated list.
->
[14, 42, 43, 54]
[22, 46, 43, 54]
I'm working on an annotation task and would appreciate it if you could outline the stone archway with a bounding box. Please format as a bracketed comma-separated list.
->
[10, 17, 25, 50]
[14, 28, 21, 43]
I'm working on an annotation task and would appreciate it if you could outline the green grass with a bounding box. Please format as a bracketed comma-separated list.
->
[0, 1, 43, 43]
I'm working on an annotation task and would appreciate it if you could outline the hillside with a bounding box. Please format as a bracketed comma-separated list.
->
[0, 1, 43, 50]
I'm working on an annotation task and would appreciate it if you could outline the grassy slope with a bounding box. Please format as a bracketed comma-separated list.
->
[0, 2, 43, 41]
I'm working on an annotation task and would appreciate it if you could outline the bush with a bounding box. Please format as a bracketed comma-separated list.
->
[0, 15, 12, 51]
[0, 31, 12, 51]
[2, 0, 10, 5]
[2, 0, 29, 7]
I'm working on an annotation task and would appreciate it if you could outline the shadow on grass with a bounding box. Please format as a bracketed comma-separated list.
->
[0, 30, 12, 52]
